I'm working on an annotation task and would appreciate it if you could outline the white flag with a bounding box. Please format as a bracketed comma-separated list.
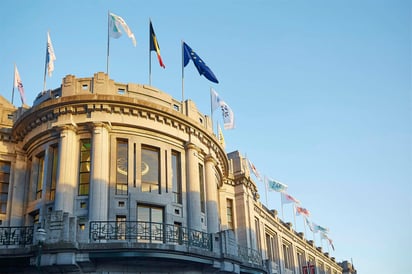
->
[46, 32, 56, 77]
[220, 101, 235, 130]
[281, 192, 300, 205]
[109, 12, 136, 46]
[210, 88, 223, 111]
[14, 65, 27, 105]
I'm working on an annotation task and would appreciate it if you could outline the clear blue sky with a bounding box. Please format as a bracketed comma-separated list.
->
[1, 0, 411, 273]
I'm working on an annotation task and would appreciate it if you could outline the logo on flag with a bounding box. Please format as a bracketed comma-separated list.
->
[109, 12, 136, 46]
[266, 178, 287, 192]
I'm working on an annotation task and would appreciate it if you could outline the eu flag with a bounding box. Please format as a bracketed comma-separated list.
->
[183, 42, 219, 84]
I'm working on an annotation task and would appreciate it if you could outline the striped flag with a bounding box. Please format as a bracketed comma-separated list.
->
[149, 20, 165, 68]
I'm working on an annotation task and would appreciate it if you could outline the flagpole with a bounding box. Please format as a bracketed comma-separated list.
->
[11, 64, 15, 105]
[181, 40, 184, 105]
[210, 87, 215, 134]
[106, 11, 110, 75]
[280, 193, 284, 220]
[149, 19, 152, 85]
[264, 176, 269, 207]
[43, 32, 49, 91]
[293, 204, 297, 230]
[303, 216, 308, 240]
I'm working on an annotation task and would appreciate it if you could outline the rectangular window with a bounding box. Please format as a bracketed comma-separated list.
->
[30, 210, 40, 224]
[198, 163, 205, 213]
[78, 139, 91, 196]
[226, 198, 234, 230]
[265, 231, 279, 262]
[172, 151, 182, 204]
[36, 154, 45, 200]
[297, 249, 305, 274]
[0, 161, 11, 214]
[116, 215, 127, 240]
[141, 146, 160, 193]
[255, 218, 261, 251]
[116, 139, 128, 195]
[137, 204, 164, 243]
[282, 240, 293, 270]
[49, 145, 58, 200]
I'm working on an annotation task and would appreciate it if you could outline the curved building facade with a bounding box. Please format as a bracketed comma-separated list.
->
[0, 73, 344, 273]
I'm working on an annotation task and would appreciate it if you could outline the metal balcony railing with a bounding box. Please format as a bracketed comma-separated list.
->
[89, 221, 211, 250]
[0, 226, 34, 246]
[238, 245, 263, 266]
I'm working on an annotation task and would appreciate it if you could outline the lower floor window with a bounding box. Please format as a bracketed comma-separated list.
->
[137, 204, 164, 243]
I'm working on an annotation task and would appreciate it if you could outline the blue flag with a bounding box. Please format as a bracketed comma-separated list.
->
[183, 42, 219, 83]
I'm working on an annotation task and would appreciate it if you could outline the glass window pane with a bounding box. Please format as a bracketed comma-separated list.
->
[141, 146, 160, 193]
[152, 208, 163, 223]
[137, 205, 150, 222]
[116, 139, 128, 195]
[79, 173, 90, 184]
[80, 162, 90, 172]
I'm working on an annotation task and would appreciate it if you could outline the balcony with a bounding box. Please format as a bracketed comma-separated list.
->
[89, 221, 211, 250]
[0, 226, 34, 247]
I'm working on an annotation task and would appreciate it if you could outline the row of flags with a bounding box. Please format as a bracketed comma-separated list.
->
[11, 11, 234, 156]
[13, 31, 56, 105]
[107, 12, 219, 84]
[248, 159, 335, 252]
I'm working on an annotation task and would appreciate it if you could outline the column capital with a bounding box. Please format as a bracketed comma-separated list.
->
[205, 154, 217, 166]
[87, 122, 112, 133]
[185, 142, 199, 151]
[57, 123, 78, 134]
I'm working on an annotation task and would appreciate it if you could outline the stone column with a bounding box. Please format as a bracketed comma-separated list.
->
[55, 125, 78, 215]
[8, 149, 26, 226]
[205, 155, 219, 233]
[185, 142, 201, 231]
[89, 123, 110, 221]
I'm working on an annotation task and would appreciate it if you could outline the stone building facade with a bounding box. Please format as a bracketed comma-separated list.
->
[0, 72, 344, 273]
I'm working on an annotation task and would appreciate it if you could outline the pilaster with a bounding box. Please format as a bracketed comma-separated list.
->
[55, 125, 78, 215]
[89, 122, 111, 221]
[205, 155, 219, 233]
[185, 142, 201, 231]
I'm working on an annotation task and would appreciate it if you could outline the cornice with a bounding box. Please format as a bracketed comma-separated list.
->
[12, 95, 229, 175]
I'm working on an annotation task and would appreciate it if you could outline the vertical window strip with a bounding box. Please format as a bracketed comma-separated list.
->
[226, 198, 234, 230]
[36, 154, 45, 200]
[172, 151, 182, 204]
[78, 139, 91, 196]
[165, 150, 168, 193]
[0, 161, 10, 214]
[198, 163, 205, 213]
[49, 145, 58, 200]
[133, 143, 136, 188]
[255, 218, 261, 251]
[116, 139, 128, 195]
